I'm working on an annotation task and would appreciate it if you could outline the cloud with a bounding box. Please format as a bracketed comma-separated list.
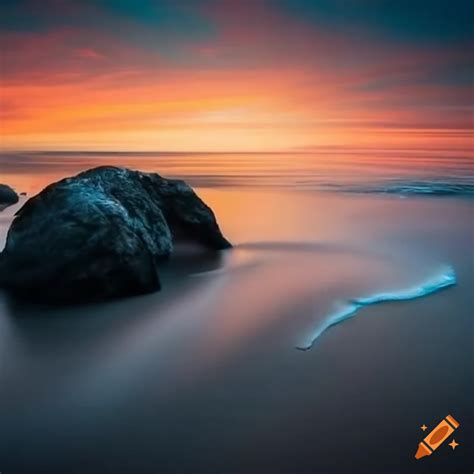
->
[75, 48, 106, 60]
[1, 0, 472, 151]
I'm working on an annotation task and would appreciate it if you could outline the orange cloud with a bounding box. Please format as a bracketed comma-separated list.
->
[1, 3, 472, 152]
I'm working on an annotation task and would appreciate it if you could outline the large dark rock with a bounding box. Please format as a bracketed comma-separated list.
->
[0, 184, 19, 210]
[0, 166, 231, 303]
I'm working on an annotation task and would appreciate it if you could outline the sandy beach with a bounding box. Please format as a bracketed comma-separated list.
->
[0, 152, 472, 473]
[2, 1, 472, 471]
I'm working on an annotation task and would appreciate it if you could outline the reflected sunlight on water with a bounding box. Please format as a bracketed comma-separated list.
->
[0, 151, 472, 474]
[1, 149, 473, 195]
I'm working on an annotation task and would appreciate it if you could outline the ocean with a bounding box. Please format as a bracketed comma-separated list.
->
[0, 150, 473, 473]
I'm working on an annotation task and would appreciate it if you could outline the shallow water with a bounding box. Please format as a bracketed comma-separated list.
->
[2, 149, 473, 195]
[0, 152, 473, 473]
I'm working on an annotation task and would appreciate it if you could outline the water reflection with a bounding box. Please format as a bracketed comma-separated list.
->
[0, 164, 472, 473]
[1, 150, 472, 195]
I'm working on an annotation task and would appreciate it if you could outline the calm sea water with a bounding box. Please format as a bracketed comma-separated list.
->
[0, 150, 473, 473]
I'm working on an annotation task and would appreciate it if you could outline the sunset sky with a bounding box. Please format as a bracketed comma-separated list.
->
[1, 0, 472, 151]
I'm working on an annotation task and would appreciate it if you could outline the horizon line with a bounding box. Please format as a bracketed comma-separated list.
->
[2, 145, 474, 155]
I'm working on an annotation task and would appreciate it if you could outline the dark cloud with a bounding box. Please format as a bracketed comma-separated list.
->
[276, 0, 473, 45]
[0, 0, 216, 53]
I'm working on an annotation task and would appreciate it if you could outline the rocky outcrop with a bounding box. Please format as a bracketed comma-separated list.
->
[0, 184, 19, 210]
[0, 167, 231, 303]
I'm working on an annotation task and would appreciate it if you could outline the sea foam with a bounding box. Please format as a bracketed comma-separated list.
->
[296, 266, 457, 351]
[339, 180, 474, 196]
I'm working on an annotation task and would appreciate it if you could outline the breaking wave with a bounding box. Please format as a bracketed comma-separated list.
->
[335, 180, 474, 196]
[297, 266, 457, 351]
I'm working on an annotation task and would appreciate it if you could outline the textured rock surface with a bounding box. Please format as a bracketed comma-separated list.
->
[0, 184, 19, 210]
[0, 166, 231, 302]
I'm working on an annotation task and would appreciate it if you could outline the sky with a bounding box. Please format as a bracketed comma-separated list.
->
[1, 0, 472, 151]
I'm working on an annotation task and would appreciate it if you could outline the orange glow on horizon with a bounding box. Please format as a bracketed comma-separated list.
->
[1, 2, 472, 153]
[3, 66, 471, 152]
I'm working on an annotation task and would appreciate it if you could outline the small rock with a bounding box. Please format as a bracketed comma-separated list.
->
[0, 184, 19, 211]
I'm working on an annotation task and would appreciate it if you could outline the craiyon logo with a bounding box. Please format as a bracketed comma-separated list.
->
[415, 414, 460, 460]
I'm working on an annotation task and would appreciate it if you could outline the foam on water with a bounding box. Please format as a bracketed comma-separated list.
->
[338, 180, 474, 196]
[297, 266, 457, 351]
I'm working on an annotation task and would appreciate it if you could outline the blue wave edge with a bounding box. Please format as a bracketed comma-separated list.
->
[296, 266, 457, 351]
[337, 180, 474, 196]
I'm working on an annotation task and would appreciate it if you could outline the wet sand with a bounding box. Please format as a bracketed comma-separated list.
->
[0, 184, 472, 473]
[0, 150, 473, 473]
